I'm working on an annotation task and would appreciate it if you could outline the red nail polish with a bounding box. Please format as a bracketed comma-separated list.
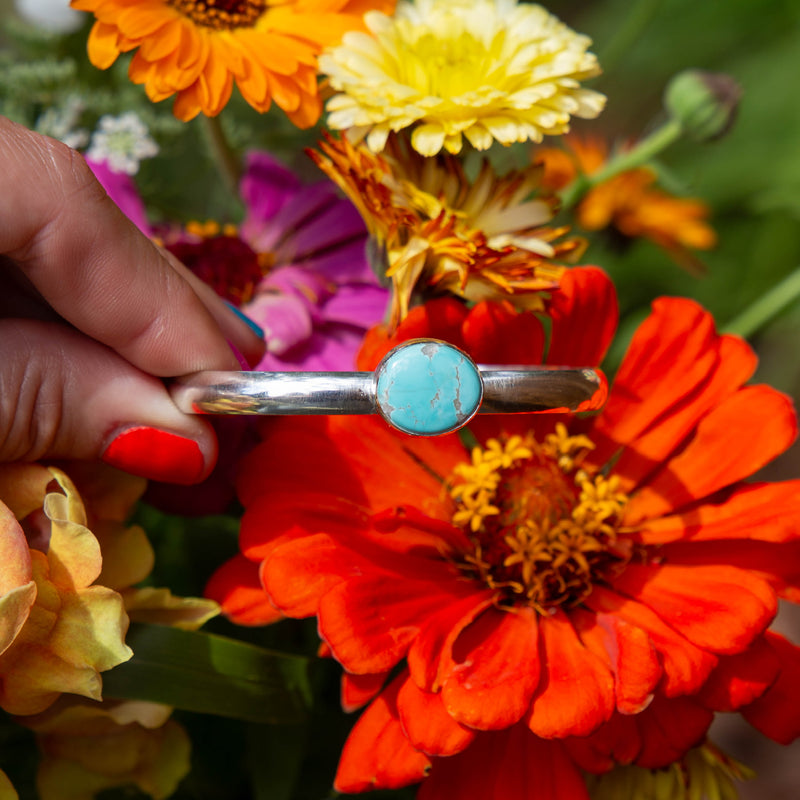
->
[102, 426, 207, 485]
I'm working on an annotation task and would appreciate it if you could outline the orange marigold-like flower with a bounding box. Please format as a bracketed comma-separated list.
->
[209, 267, 800, 797]
[0, 464, 132, 717]
[70, 0, 396, 123]
[310, 133, 584, 324]
[536, 134, 717, 273]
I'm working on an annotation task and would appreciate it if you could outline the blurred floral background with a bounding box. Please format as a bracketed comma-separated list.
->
[2, 0, 800, 798]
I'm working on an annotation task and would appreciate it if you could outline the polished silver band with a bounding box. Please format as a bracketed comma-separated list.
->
[169, 339, 604, 436]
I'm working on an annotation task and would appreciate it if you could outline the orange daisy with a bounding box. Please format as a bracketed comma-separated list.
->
[536, 134, 717, 273]
[70, 0, 396, 123]
[209, 267, 800, 797]
[311, 133, 584, 325]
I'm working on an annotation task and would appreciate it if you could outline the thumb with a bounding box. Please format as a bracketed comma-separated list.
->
[1, 319, 218, 484]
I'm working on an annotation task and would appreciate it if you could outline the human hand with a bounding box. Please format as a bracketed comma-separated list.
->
[0, 116, 265, 483]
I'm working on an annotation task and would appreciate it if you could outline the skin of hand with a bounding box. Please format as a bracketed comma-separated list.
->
[0, 115, 266, 483]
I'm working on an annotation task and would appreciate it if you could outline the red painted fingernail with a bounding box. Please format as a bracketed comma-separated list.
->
[102, 426, 207, 485]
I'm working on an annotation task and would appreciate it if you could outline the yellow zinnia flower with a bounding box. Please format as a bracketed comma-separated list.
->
[70, 0, 396, 123]
[320, 0, 606, 156]
[310, 133, 584, 323]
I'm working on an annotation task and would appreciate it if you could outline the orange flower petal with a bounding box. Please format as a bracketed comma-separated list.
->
[397, 677, 476, 757]
[626, 384, 796, 521]
[205, 554, 282, 626]
[547, 266, 617, 366]
[527, 610, 614, 738]
[612, 563, 775, 655]
[341, 670, 389, 713]
[319, 570, 466, 674]
[661, 538, 800, 602]
[632, 479, 800, 545]
[607, 334, 757, 491]
[441, 606, 540, 731]
[0, 501, 32, 595]
[87, 21, 124, 69]
[406, 589, 496, 692]
[334, 672, 431, 793]
[461, 300, 545, 365]
[357, 297, 469, 371]
[573, 609, 661, 715]
[586, 586, 717, 697]
[263, 533, 367, 619]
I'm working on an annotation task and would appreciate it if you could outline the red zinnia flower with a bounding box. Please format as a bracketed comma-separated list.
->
[209, 267, 800, 796]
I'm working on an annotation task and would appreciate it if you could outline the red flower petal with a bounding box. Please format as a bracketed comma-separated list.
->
[407, 589, 497, 692]
[397, 676, 476, 757]
[461, 300, 545, 365]
[586, 586, 717, 696]
[565, 694, 712, 772]
[262, 533, 369, 618]
[441, 606, 540, 731]
[742, 632, 800, 744]
[419, 726, 589, 800]
[240, 491, 367, 561]
[547, 266, 617, 367]
[342, 670, 390, 713]
[699, 634, 781, 711]
[625, 384, 796, 522]
[662, 538, 800, 602]
[527, 610, 614, 738]
[319, 571, 471, 674]
[236, 417, 368, 507]
[594, 323, 757, 490]
[571, 608, 661, 715]
[633, 480, 800, 545]
[204, 553, 282, 626]
[611, 563, 776, 654]
[322, 416, 466, 513]
[334, 672, 431, 793]
[357, 297, 469, 370]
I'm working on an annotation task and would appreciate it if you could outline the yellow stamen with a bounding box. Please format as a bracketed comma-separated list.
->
[448, 430, 630, 610]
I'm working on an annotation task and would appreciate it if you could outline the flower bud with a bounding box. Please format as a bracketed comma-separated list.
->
[664, 69, 742, 142]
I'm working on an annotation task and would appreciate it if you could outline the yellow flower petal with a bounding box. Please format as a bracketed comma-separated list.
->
[322, 0, 605, 155]
[124, 587, 220, 631]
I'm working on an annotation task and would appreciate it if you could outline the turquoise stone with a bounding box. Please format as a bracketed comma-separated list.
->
[375, 340, 483, 436]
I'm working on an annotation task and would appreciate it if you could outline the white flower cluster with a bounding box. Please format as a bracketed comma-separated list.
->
[85, 112, 159, 175]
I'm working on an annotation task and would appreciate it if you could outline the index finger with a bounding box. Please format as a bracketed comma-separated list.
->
[0, 115, 256, 376]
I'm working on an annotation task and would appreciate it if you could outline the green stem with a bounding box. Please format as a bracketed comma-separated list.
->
[202, 115, 241, 199]
[559, 118, 684, 210]
[723, 266, 800, 339]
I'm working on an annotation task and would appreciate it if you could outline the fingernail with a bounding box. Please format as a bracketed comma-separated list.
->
[227, 339, 252, 370]
[224, 301, 265, 339]
[102, 426, 207, 485]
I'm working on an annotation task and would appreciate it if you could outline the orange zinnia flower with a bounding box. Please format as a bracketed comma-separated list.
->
[536, 134, 717, 273]
[70, 0, 396, 123]
[210, 267, 800, 796]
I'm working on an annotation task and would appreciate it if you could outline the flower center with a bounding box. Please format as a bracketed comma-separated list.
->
[448, 425, 631, 611]
[168, 0, 265, 30]
[394, 24, 503, 101]
[166, 222, 273, 306]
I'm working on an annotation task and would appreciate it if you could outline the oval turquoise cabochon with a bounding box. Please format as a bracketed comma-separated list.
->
[375, 339, 483, 436]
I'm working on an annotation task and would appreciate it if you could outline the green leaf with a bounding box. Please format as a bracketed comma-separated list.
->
[102, 624, 311, 725]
